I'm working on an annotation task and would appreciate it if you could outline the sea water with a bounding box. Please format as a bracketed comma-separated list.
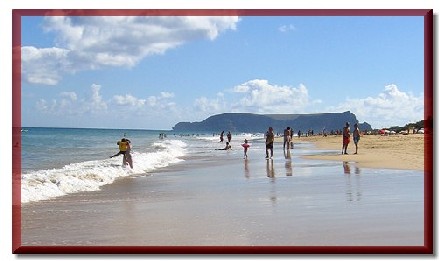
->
[20, 127, 264, 203]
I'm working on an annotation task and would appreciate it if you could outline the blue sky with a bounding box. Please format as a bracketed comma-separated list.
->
[20, 14, 425, 130]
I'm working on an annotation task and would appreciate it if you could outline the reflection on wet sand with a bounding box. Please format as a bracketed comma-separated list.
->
[265, 159, 277, 206]
[343, 162, 362, 202]
[244, 159, 250, 178]
[266, 159, 275, 178]
[343, 161, 350, 174]
[284, 149, 293, 176]
[343, 161, 361, 175]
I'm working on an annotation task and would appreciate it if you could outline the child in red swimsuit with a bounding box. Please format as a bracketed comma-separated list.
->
[242, 139, 250, 159]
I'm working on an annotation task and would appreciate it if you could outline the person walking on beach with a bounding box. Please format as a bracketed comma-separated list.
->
[227, 131, 232, 143]
[265, 127, 275, 159]
[283, 127, 291, 150]
[342, 122, 350, 155]
[289, 127, 294, 149]
[353, 123, 360, 154]
[242, 139, 250, 159]
[220, 131, 224, 142]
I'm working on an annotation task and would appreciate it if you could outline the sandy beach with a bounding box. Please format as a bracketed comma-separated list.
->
[19, 138, 425, 251]
[283, 134, 425, 171]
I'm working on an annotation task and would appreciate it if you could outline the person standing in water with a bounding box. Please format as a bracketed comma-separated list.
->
[242, 139, 250, 159]
[283, 127, 291, 150]
[111, 138, 133, 169]
[227, 131, 232, 143]
[123, 140, 133, 169]
[265, 127, 275, 159]
[289, 127, 294, 149]
[220, 131, 225, 142]
[216, 142, 231, 150]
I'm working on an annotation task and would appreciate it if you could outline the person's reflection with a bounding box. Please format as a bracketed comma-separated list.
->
[266, 159, 275, 178]
[284, 149, 293, 176]
[343, 162, 362, 202]
[244, 158, 250, 178]
[284, 147, 291, 159]
[343, 161, 351, 174]
[355, 166, 361, 175]
[266, 160, 277, 206]
[343, 161, 361, 175]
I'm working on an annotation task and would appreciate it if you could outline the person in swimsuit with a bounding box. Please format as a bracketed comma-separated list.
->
[342, 122, 350, 155]
[289, 126, 294, 149]
[111, 138, 129, 158]
[242, 139, 250, 159]
[283, 127, 291, 150]
[111, 138, 133, 168]
[353, 123, 360, 154]
[265, 127, 275, 159]
[216, 142, 231, 150]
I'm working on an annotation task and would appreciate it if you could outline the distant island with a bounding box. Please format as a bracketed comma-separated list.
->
[172, 111, 372, 133]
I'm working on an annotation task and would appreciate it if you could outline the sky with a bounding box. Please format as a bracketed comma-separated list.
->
[20, 13, 426, 130]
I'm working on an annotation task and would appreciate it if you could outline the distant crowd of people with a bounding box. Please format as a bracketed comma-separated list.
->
[216, 122, 362, 160]
[112, 122, 363, 169]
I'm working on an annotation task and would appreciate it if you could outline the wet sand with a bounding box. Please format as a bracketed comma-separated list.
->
[20, 144, 424, 248]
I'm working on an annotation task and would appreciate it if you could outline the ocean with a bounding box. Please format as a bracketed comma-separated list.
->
[20, 127, 265, 204]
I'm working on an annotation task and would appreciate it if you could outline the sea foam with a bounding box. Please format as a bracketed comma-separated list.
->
[21, 139, 187, 203]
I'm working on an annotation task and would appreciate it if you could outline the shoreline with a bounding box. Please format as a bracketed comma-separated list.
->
[276, 134, 424, 171]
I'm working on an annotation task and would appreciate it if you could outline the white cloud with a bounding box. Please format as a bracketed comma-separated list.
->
[35, 99, 50, 112]
[231, 79, 312, 113]
[87, 84, 108, 112]
[34, 83, 178, 121]
[22, 16, 240, 85]
[21, 46, 70, 85]
[29, 79, 424, 130]
[193, 92, 227, 115]
[113, 94, 146, 107]
[36, 91, 79, 115]
[60, 92, 77, 101]
[144, 92, 176, 109]
[327, 84, 424, 128]
[56, 92, 78, 112]
[278, 24, 296, 33]
[35, 84, 108, 115]
[159, 92, 175, 99]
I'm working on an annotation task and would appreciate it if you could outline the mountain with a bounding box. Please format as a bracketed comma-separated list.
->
[172, 111, 372, 133]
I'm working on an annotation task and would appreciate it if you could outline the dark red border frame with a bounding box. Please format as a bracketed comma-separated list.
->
[12, 9, 434, 255]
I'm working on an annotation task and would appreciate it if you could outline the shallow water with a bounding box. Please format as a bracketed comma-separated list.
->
[19, 127, 266, 203]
